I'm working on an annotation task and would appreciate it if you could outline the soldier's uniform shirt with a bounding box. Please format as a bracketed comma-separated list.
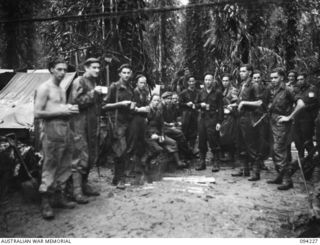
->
[269, 82, 296, 171]
[180, 88, 200, 108]
[127, 88, 149, 157]
[197, 87, 224, 155]
[199, 88, 224, 122]
[179, 88, 200, 144]
[146, 105, 178, 153]
[133, 87, 149, 108]
[105, 80, 134, 125]
[237, 79, 261, 165]
[238, 79, 261, 109]
[103, 80, 134, 181]
[69, 75, 99, 174]
[294, 83, 318, 120]
[256, 81, 272, 115]
[104, 80, 134, 157]
[220, 85, 238, 151]
[162, 102, 192, 159]
[292, 83, 319, 157]
[222, 85, 238, 106]
[255, 82, 272, 160]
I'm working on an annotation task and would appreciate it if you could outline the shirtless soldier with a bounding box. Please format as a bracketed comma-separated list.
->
[34, 57, 79, 220]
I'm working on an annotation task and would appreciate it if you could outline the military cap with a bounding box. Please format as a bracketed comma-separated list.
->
[161, 91, 173, 99]
[118, 63, 132, 73]
[83, 58, 100, 67]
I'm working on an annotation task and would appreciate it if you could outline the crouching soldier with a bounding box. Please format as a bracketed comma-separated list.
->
[136, 94, 186, 169]
[162, 92, 193, 163]
[34, 57, 79, 220]
[196, 72, 223, 172]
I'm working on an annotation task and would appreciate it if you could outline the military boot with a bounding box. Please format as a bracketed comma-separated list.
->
[267, 166, 285, 184]
[82, 174, 100, 196]
[53, 191, 76, 209]
[260, 160, 268, 171]
[312, 166, 320, 183]
[277, 171, 293, 190]
[231, 169, 250, 177]
[211, 152, 220, 172]
[41, 193, 54, 220]
[248, 160, 260, 181]
[267, 173, 283, 184]
[232, 157, 250, 177]
[195, 153, 206, 171]
[112, 177, 119, 186]
[189, 140, 199, 156]
[173, 152, 187, 169]
[116, 177, 126, 190]
[72, 172, 89, 204]
[219, 151, 229, 162]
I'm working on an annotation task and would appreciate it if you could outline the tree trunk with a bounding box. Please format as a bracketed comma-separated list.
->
[283, 0, 298, 70]
[160, 0, 167, 85]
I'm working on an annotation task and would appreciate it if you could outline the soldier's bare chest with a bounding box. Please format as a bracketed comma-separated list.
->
[49, 86, 65, 104]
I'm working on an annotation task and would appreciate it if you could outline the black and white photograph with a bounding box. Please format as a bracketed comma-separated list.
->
[1, 0, 320, 240]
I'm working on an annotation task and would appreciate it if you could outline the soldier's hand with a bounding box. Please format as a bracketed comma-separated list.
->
[237, 102, 243, 112]
[94, 86, 103, 94]
[278, 115, 291, 123]
[216, 123, 221, 131]
[59, 105, 77, 116]
[151, 134, 159, 140]
[200, 103, 206, 108]
[159, 135, 165, 143]
[67, 104, 79, 114]
[187, 102, 193, 107]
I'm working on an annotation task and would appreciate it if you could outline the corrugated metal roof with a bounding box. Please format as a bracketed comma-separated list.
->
[0, 72, 76, 129]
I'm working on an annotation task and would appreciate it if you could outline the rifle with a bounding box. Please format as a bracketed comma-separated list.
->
[95, 91, 102, 179]
[253, 113, 268, 128]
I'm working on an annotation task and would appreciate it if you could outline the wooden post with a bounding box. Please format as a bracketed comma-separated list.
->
[106, 64, 110, 87]
[105, 57, 112, 87]
[160, 0, 167, 86]
[110, 0, 113, 30]
[75, 51, 79, 75]
[102, 0, 105, 40]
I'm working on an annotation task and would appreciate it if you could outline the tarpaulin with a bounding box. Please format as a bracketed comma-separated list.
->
[0, 72, 76, 129]
[0, 72, 15, 91]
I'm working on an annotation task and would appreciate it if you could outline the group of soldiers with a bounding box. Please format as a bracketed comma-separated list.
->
[174, 65, 320, 217]
[34, 56, 320, 220]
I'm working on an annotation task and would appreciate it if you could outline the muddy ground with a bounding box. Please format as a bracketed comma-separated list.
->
[0, 156, 314, 238]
